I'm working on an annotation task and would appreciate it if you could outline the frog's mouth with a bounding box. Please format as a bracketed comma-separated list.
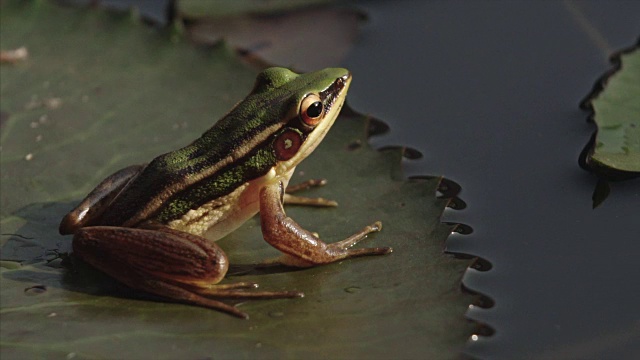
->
[320, 72, 351, 115]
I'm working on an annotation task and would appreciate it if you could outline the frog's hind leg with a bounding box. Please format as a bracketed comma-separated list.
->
[117, 271, 255, 319]
[59, 164, 145, 235]
[135, 277, 302, 319]
[72, 225, 302, 319]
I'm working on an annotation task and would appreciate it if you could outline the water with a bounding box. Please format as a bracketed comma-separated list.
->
[344, 1, 640, 358]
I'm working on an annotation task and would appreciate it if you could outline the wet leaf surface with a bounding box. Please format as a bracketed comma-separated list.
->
[1, 1, 478, 358]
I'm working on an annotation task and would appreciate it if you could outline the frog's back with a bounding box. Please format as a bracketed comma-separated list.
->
[95, 92, 291, 227]
[93, 67, 338, 228]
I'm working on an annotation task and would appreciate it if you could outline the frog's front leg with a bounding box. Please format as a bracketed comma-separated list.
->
[72, 224, 302, 319]
[260, 181, 392, 267]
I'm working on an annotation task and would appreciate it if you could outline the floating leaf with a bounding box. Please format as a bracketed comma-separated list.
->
[178, 1, 365, 71]
[177, 0, 337, 18]
[581, 40, 640, 178]
[1, 1, 480, 358]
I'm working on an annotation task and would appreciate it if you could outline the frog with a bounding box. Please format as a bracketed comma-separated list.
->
[59, 67, 392, 319]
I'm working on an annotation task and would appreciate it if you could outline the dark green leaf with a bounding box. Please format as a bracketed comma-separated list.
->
[177, 0, 337, 18]
[1, 2, 479, 358]
[582, 42, 640, 177]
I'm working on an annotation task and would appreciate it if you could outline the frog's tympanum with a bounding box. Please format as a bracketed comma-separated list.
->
[59, 67, 392, 318]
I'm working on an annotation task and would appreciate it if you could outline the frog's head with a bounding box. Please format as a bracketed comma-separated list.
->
[250, 67, 352, 174]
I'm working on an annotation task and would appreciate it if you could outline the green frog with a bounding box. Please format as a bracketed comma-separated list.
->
[59, 67, 392, 318]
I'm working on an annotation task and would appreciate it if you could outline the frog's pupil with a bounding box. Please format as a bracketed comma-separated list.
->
[307, 102, 323, 118]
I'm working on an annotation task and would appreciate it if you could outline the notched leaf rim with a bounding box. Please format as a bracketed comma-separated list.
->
[578, 36, 640, 180]
[351, 108, 496, 341]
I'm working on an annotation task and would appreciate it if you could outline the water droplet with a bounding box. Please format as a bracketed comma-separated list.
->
[24, 284, 47, 295]
[446, 197, 467, 210]
[445, 222, 473, 235]
[366, 118, 390, 137]
[347, 140, 362, 150]
[44, 98, 62, 109]
[437, 177, 462, 197]
[470, 258, 492, 272]
[255, 342, 262, 348]
[344, 286, 361, 294]
[402, 147, 422, 159]
[268, 311, 284, 318]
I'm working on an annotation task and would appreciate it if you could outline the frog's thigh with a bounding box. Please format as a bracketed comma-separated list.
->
[73, 225, 230, 287]
[73, 225, 301, 318]
[259, 181, 392, 267]
[60, 164, 145, 235]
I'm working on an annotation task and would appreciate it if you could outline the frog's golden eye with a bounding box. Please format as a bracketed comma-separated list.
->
[300, 94, 324, 126]
[274, 129, 303, 161]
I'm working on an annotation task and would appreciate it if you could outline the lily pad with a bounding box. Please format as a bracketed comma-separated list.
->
[178, 1, 365, 71]
[185, 8, 366, 71]
[581, 39, 640, 177]
[177, 0, 337, 18]
[1, 1, 480, 358]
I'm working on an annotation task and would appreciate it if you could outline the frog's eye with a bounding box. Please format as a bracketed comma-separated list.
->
[300, 94, 324, 126]
[274, 129, 303, 161]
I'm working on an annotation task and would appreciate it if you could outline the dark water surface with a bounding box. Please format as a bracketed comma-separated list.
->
[344, 1, 639, 359]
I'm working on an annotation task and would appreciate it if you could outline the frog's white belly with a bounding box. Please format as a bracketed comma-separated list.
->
[168, 167, 294, 241]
